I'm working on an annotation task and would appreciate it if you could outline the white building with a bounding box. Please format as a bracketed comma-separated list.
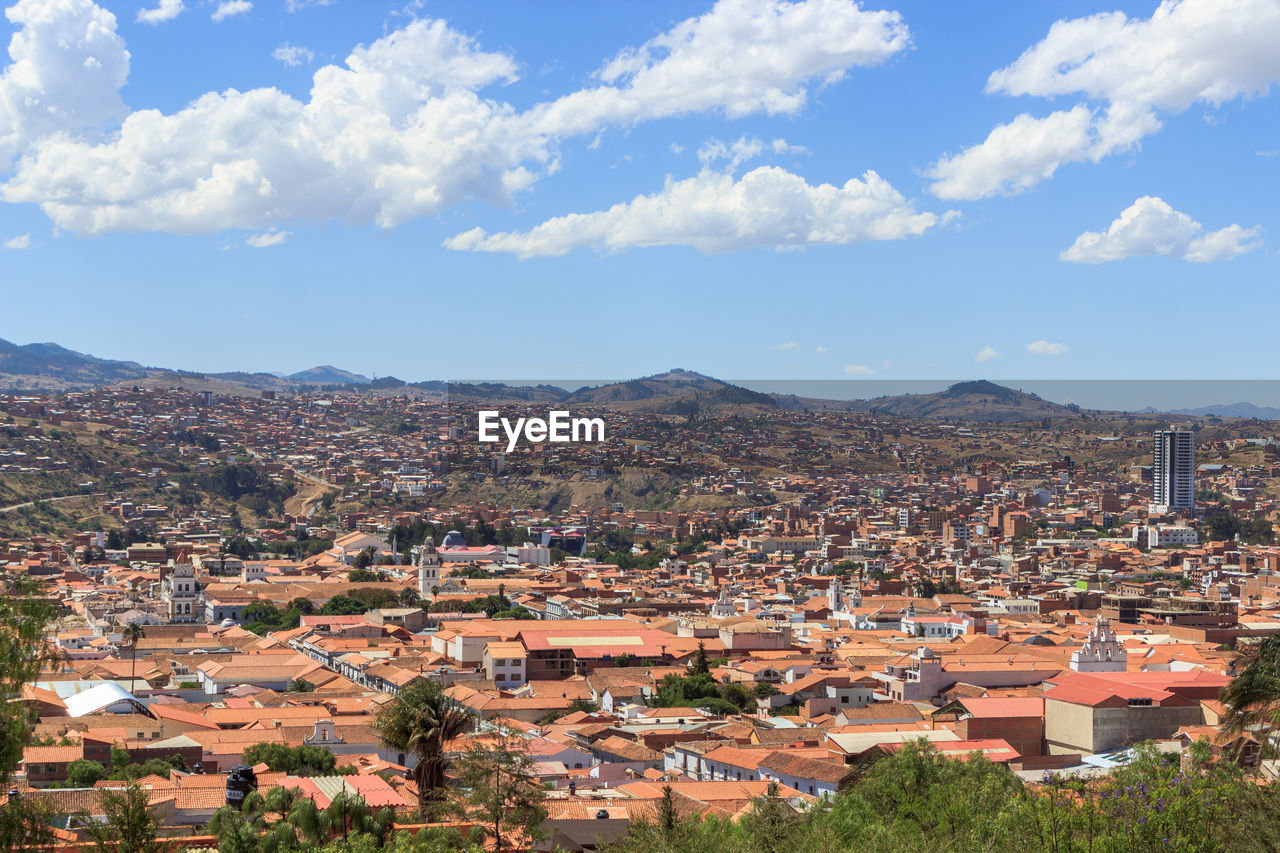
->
[1070, 618, 1127, 673]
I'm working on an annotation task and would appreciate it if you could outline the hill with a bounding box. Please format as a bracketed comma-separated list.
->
[0, 338, 153, 390]
[1169, 402, 1280, 420]
[852, 379, 1081, 423]
[564, 369, 777, 414]
[287, 365, 371, 385]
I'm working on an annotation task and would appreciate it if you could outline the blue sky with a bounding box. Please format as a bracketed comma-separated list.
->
[0, 0, 1277, 384]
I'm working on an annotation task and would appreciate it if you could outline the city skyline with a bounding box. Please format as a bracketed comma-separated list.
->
[2, 0, 1277, 380]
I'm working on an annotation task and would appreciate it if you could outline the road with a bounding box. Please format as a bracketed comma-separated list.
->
[0, 493, 95, 513]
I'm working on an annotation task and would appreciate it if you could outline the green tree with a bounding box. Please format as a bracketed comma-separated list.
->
[242, 742, 336, 776]
[0, 792, 57, 850]
[0, 574, 59, 785]
[66, 758, 107, 787]
[373, 678, 473, 818]
[453, 730, 547, 853]
[81, 783, 163, 853]
[1221, 633, 1280, 760]
[690, 641, 710, 675]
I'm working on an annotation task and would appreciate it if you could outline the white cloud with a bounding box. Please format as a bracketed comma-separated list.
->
[444, 166, 949, 257]
[697, 135, 765, 171]
[3, 232, 31, 249]
[975, 345, 999, 363]
[246, 228, 288, 247]
[699, 135, 809, 172]
[775, 341, 800, 350]
[927, 106, 1098, 200]
[1061, 196, 1261, 263]
[669, 143, 684, 155]
[929, 0, 1280, 199]
[1, 0, 912, 236]
[1027, 340, 1068, 356]
[272, 43, 315, 67]
[0, 0, 131, 162]
[844, 363, 874, 375]
[286, 0, 333, 11]
[815, 345, 827, 353]
[136, 0, 183, 25]
[211, 1, 251, 22]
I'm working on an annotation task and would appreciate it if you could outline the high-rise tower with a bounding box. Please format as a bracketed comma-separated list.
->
[1152, 429, 1194, 513]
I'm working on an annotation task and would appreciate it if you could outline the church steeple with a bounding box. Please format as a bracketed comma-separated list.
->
[417, 535, 441, 599]
[1070, 617, 1127, 672]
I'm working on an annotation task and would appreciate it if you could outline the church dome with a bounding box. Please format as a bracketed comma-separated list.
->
[441, 530, 467, 549]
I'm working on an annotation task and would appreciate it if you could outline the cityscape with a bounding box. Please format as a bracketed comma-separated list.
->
[2, 0, 1280, 852]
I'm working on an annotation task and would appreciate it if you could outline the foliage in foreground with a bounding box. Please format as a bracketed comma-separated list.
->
[603, 740, 1280, 853]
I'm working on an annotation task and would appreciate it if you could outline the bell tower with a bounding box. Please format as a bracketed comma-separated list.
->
[417, 536, 441, 599]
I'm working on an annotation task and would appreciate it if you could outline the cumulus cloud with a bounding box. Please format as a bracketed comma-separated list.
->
[1, 0, 912, 236]
[928, 0, 1280, 199]
[776, 341, 800, 350]
[211, 0, 251, 22]
[0, 0, 131, 162]
[1061, 196, 1261, 263]
[246, 228, 288, 247]
[286, 0, 333, 10]
[1027, 340, 1068, 356]
[444, 166, 950, 257]
[975, 345, 999, 363]
[272, 43, 314, 67]
[3, 232, 31, 249]
[844, 363, 874, 375]
[815, 345, 827, 353]
[136, 0, 183, 24]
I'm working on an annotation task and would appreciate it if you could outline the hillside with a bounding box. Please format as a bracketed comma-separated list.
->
[854, 380, 1081, 423]
[0, 338, 153, 390]
[288, 365, 371, 385]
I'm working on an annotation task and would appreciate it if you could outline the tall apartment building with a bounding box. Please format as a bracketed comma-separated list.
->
[1151, 429, 1194, 513]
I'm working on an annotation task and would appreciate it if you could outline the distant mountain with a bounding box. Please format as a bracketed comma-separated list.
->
[847, 379, 1081, 423]
[0, 338, 153, 390]
[565, 370, 777, 414]
[287, 365, 371, 385]
[1168, 402, 1280, 420]
[438, 370, 777, 415]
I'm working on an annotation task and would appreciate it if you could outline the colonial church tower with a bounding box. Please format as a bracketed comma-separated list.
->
[417, 536, 442, 599]
[1070, 618, 1127, 672]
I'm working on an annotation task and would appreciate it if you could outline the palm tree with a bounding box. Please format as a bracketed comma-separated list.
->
[122, 622, 146, 691]
[1221, 634, 1280, 762]
[374, 678, 473, 818]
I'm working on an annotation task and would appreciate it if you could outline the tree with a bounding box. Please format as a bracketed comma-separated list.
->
[122, 621, 146, 690]
[66, 758, 107, 787]
[399, 587, 422, 608]
[690, 641, 710, 675]
[81, 783, 163, 853]
[373, 678, 473, 818]
[0, 574, 59, 785]
[453, 730, 546, 853]
[242, 742, 336, 776]
[1221, 633, 1280, 761]
[0, 791, 57, 850]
